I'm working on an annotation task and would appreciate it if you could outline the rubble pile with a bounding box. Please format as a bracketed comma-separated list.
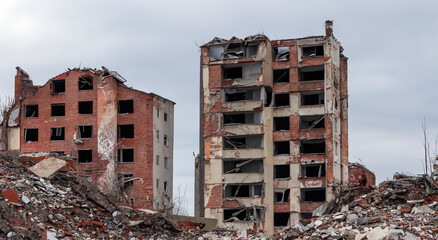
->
[278, 174, 438, 240]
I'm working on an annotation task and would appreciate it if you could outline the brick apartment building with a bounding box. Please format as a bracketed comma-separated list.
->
[196, 21, 349, 234]
[2, 67, 174, 210]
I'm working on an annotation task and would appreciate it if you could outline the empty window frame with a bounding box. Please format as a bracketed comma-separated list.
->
[50, 127, 65, 141]
[118, 148, 134, 163]
[164, 134, 168, 146]
[300, 212, 313, 220]
[118, 124, 134, 138]
[273, 69, 289, 84]
[156, 109, 159, 118]
[300, 139, 325, 154]
[78, 101, 93, 114]
[223, 112, 262, 125]
[301, 92, 324, 106]
[78, 76, 93, 90]
[224, 88, 262, 102]
[164, 181, 168, 192]
[299, 65, 324, 82]
[24, 128, 38, 142]
[78, 149, 92, 164]
[301, 188, 326, 202]
[302, 45, 324, 57]
[274, 189, 290, 203]
[274, 47, 290, 60]
[301, 164, 326, 178]
[274, 213, 290, 227]
[223, 208, 263, 222]
[118, 173, 134, 187]
[24, 105, 38, 118]
[156, 179, 159, 189]
[164, 113, 168, 121]
[156, 130, 159, 141]
[273, 117, 290, 131]
[223, 159, 264, 174]
[274, 141, 290, 155]
[223, 67, 242, 80]
[224, 184, 263, 198]
[156, 155, 159, 165]
[274, 165, 290, 179]
[51, 103, 65, 117]
[118, 100, 133, 114]
[300, 115, 325, 130]
[164, 157, 168, 169]
[274, 93, 289, 107]
[78, 125, 92, 139]
[223, 135, 263, 149]
[51, 80, 65, 94]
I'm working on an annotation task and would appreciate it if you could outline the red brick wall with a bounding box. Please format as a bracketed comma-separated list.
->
[349, 164, 376, 187]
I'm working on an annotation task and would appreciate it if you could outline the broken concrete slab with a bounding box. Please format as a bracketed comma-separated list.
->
[28, 157, 67, 178]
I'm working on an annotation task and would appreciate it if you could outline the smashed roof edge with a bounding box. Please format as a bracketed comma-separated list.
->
[201, 34, 269, 47]
[349, 162, 374, 175]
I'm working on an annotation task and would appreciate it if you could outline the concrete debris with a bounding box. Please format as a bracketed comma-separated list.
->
[27, 157, 67, 178]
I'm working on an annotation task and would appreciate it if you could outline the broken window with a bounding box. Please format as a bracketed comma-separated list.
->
[156, 155, 159, 165]
[273, 69, 289, 84]
[24, 105, 38, 118]
[223, 41, 244, 59]
[50, 127, 65, 141]
[118, 124, 134, 138]
[301, 188, 326, 202]
[274, 165, 290, 179]
[301, 92, 324, 106]
[118, 148, 134, 163]
[300, 212, 313, 220]
[300, 115, 325, 130]
[223, 135, 263, 149]
[78, 101, 93, 114]
[164, 134, 168, 146]
[223, 208, 263, 222]
[301, 139, 325, 154]
[299, 65, 324, 82]
[118, 174, 134, 187]
[223, 67, 243, 80]
[51, 103, 65, 117]
[164, 181, 168, 192]
[164, 157, 168, 169]
[223, 159, 263, 174]
[164, 113, 168, 121]
[224, 184, 262, 198]
[118, 100, 133, 114]
[24, 128, 38, 142]
[302, 45, 324, 57]
[223, 112, 262, 125]
[78, 125, 92, 139]
[301, 164, 326, 178]
[52, 80, 65, 94]
[245, 42, 258, 58]
[274, 117, 290, 131]
[209, 45, 224, 61]
[224, 88, 262, 102]
[274, 93, 289, 107]
[274, 141, 290, 155]
[274, 47, 290, 61]
[274, 213, 290, 227]
[78, 149, 92, 164]
[78, 76, 93, 90]
[274, 189, 290, 203]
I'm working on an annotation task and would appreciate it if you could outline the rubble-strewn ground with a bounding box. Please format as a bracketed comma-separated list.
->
[1, 151, 437, 239]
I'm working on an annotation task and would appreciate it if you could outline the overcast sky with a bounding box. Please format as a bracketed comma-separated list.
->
[1, 1, 437, 215]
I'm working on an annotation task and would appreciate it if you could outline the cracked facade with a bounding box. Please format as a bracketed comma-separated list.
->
[197, 21, 349, 234]
[3, 67, 174, 210]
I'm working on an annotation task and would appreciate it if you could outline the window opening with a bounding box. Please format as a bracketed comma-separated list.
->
[52, 80, 65, 94]
[156, 179, 159, 189]
[301, 139, 325, 154]
[274, 47, 290, 60]
[274, 93, 289, 107]
[301, 188, 326, 202]
[274, 189, 290, 203]
[164, 113, 168, 121]
[274, 213, 290, 227]
[224, 112, 262, 125]
[164, 181, 168, 192]
[302, 164, 326, 178]
[274, 141, 290, 155]
[164, 134, 168, 146]
[50, 127, 65, 141]
[118, 149, 134, 163]
[156, 130, 159, 141]
[302, 45, 324, 57]
[299, 65, 324, 82]
[223, 159, 263, 173]
[78, 76, 93, 90]
[300, 212, 313, 220]
[274, 165, 290, 179]
[78, 101, 93, 114]
[156, 155, 159, 165]
[78, 149, 92, 164]
[301, 92, 324, 106]
[78, 126, 92, 139]
[118, 124, 134, 138]
[274, 117, 290, 131]
[300, 115, 325, 129]
[118, 173, 134, 187]
[223, 135, 263, 149]
[157, 109, 159, 118]
[223, 67, 242, 80]
[223, 208, 263, 222]
[224, 184, 262, 198]
[273, 69, 289, 84]
[24, 105, 38, 118]
[51, 103, 65, 117]
[224, 88, 261, 102]
[118, 100, 133, 114]
[24, 128, 38, 141]
[164, 157, 168, 169]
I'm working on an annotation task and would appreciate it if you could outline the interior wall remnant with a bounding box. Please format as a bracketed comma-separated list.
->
[274, 212, 290, 227]
[299, 65, 324, 82]
[300, 139, 325, 154]
[223, 159, 264, 173]
[274, 165, 290, 179]
[274, 189, 290, 203]
[301, 188, 326, 202]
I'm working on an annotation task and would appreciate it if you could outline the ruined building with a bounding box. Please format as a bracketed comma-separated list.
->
[2, 67, 174, 210]
[196, 21, 349, 234]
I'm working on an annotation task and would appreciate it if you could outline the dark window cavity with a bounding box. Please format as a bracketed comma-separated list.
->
[274, 47, 290, 60]
[118, 148, 134, 163]
[118, 100, 134, 114]
[274, 141, 290, 155]
[223, 67, 242, 80]
[118, 173, 134, 187]
[164, 157, 168, 169]
[223, 208, 263, 222]
[224, 88, 262, 102]
[78, 76, 93, 90]
[24, 128, 38, 142]
[50, 127, 65, 141]
[78, 101, 93, 114]
[300, 115, 325, 130]
[302, 45, 324, 57]
[51, 103, 65, 117]
[50, 151, 64, 155]
[78, 125, 92, 139]
[223, 112, 262, 125]
[164, 181, 168, 192]
[78, 149, 92, 164]
[301, 92, 324, 106]
[223, 135, 263, 149]
[224, 184, 262, 198]
[52, 80, 65, 94]
[301, 188, 326, 202]
[299, 65, 324, 82]
[274, 213, 290, 227]
[301, 212, 313, 220]
[164, 134, 168, 146]
[301, 164, 326, 178]
[223, 159, 264, 174]
[25, 105, 38, 118]
[118, 124, 134, 138]
[273, 69, 289, 84]
[274, 189, 290, 203]
[274, 93, 289, 107]
[157, 109, 159, 118]
[274, 165, 290, 179]
[164, 113, 168, 121]
[274, 117, 290, 131]
[301, 139, 325, 154]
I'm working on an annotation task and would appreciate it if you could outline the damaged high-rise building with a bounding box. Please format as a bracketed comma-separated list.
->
[1, 67, 174, 210]
[196, 21, 349, 234]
